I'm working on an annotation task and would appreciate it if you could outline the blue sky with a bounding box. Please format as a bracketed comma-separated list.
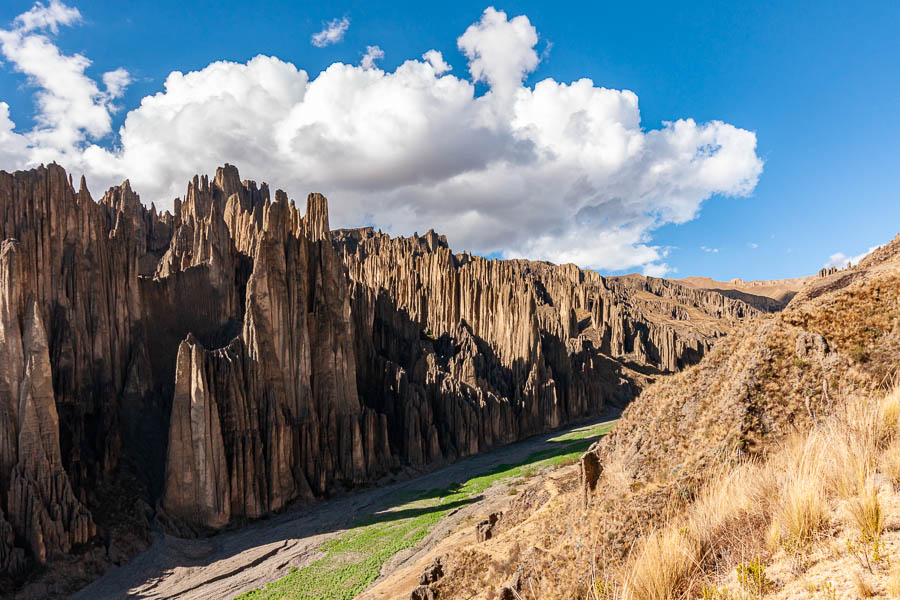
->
[0, 1, 898, 281]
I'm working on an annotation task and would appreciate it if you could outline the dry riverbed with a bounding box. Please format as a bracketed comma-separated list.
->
[74, 416, 617, 600]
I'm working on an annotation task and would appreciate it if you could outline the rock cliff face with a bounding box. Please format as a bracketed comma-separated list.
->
[334, 228, 756, 469]
[0, 163, 759, 592]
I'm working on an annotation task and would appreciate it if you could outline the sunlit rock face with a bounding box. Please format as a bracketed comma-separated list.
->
[0, 164, 757, 583]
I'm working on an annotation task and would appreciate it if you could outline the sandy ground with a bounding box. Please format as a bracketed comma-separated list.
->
[74, 418, 612, 600]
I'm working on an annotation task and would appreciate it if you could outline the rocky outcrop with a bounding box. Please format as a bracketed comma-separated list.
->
[334, 228, 756, 466]
[159, 188, 394, 533]
[0, 166, 146, 584]
[476, 512, 502, 542]
[0, 163, 761, 592]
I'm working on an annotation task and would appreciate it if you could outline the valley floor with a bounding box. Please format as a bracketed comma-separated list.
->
[72, 415, 617, 600]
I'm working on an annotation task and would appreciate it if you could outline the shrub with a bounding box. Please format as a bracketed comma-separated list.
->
[700, 585, 732, 600]
[850, 345, 870, 363]
[735, 557, 771, 596]
[820, 580, 838, 600]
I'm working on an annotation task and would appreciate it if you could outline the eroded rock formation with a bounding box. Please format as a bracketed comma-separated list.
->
[335, 227, 755, 466]
[0, 163, 759, 592]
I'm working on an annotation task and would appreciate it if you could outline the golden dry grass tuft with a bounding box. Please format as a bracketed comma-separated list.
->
[882, 386, 900, 433]
[853, 571, 876, 598]
[621, 382, 900, 600]
[846, 481, 884, 541]
[883, 441, 900, 490]
[770, 435, 829, 551]
[625, 528, 699, 600]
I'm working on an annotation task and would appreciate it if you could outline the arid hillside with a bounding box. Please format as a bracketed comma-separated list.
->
[677, 275, 813, 312]
[413, 233, 900, 599]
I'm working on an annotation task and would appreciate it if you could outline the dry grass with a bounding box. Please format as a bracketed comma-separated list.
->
[882, 441, 900, 490]
[846, 481, 884, 541]
[621, 382, 900, 600]
[883, 386, 900, 433]
[888, 561, 900, 597]
[853, 571, 876, 597]
[623, 462, 774, 599]
[427, 264, 900, 600]
[625, 529, 699, 600]
[770, 435, 829, 551]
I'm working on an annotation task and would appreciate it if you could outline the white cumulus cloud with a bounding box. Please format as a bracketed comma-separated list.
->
[422, 49, 451, 74]
[311, 17, 350, 48]
[458, 6, 538, 99]
[14, 0, 80, 33]
[102, 67, 131, 99]
[0, 4, 764, 275]
[0, 0, 130, 155]
[360, 45, 384, 70]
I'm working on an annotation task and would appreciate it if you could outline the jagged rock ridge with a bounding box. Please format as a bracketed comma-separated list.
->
[335, 228, 758, 469]
[0, 164, 760, 593]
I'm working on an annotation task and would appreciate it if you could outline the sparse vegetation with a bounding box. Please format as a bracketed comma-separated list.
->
[889, 561, 900, 596]
[237, 420, 615, 600]
[820, 580, 838, 600]
[606, 383, 900, 599]
[853, 571, 876, 598]
[735, 557, 771, 596]
[700, 585, 732, 600]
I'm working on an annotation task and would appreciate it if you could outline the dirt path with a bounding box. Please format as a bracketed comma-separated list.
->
[74, 417, 614, 600]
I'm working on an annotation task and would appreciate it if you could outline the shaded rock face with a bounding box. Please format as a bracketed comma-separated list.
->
[334, 228, 756, 466]
[0, 164, 758, 588]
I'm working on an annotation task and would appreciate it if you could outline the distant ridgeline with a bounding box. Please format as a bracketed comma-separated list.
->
[0, 164, 760, 592]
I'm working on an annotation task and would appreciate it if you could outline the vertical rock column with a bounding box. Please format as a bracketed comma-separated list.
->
[159, 190, 393, 531]
[0, 241, 95, 570]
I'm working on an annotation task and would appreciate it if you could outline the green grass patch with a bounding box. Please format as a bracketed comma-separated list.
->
[235, 419, 616, 600]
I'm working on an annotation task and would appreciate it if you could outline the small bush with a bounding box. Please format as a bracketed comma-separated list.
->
[700, 585, 733, 600]
[735, 557, 771, 596]
[846, 532, 884, 574]
[850, 345, 870, 363]
[820, 580, 838, 600]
